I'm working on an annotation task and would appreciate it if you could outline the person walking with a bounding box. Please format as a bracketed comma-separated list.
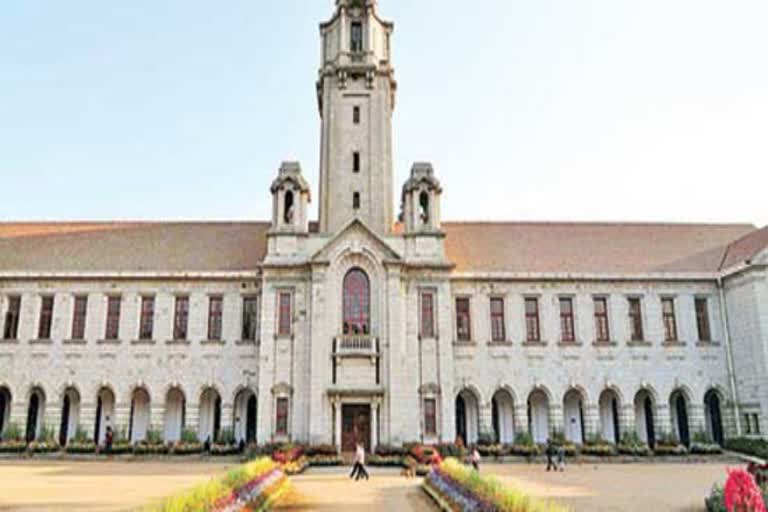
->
[353, 443, 369, 481]
[470, 446, 481, 472]
[104, 426, 114, 456]
[545, 440, 556, 472]
[557, 443, 566, 472]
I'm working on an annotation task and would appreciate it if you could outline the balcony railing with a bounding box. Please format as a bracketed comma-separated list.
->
[335, 335, 378, 354]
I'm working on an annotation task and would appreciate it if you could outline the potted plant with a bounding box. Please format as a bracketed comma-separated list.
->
[65, 425, 96, 454]
[0, 423, 26, 453]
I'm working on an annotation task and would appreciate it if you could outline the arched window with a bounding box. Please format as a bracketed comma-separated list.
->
[283, 190, 294, 224]
[419, 191, 430, 224]
[343, 269, 370, 335]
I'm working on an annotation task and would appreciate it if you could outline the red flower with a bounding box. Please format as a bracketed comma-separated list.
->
[725, 468, 766, 512]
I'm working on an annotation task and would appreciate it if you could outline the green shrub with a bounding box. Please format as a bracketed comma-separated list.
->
[144, 429, 164, 445]
[725, 437, 768, 459]
[73, 425, 90, 442]
[2, 422, 22, 442]
[180, 428, 199, 444]
[38, 424, 56, 442]
[216, 427, 236, 445]
[514, 431, 534, 447]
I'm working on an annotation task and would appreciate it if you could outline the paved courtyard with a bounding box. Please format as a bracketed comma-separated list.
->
[0, 460, 740, 511]
[0, 459, 234, 512]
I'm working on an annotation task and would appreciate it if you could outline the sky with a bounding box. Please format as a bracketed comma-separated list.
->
[1, 0, 767, 226]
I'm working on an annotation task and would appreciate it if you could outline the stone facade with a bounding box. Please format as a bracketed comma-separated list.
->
[1, 0, 767, 451]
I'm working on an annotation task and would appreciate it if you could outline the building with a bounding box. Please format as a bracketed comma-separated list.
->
[1, 0, 768, 451]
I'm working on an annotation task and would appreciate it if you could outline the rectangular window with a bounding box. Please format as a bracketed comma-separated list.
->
[525, 298, 541, 342]
[71, 296, 88, 340]
[695, 298, 712, 342]
[559, 298, 575, 342]
[3, 296, 21, 340]
[353, 106, 360, 125]
[242, 297, 260, 341]
[420, 292, 435, 338]
[350, 21, 363, 52]
[139, 296, 155, 340]
[278, 292, 292, 336]
[105, 296, 121, 340]
[208, 296, 223, 341]
[424, 398, 437, 436]
[490, 297, 506, 342]
[173, 296, 189, 341]
[662, 298, 678, 342]
[754, 414, 761, 435]
[275, 397, 289, 436]
[628, 298, 644, 342]
[594, 297, 610, 342]
[455, 297, 471, 341]
[353, 152, 360, 173]
[38, 296, 54, 340]
[745, 414, 752, 435]
[353, 191, 361, 210]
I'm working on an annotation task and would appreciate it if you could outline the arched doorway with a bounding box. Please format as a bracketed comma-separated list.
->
[598, 389, 621, 444]
[455, 389, 479, 445]
[59, 387, 81, 446]
[129, 388, 150, 443]
[704, 389, 724, 446]
[0, 387, 11, 438]
[199, 388, 222, 443]
[342, 269, 370, 335]
[491, 390, 515, 444]
[563, 389, 586, 445]
[634, 389, 656, 446]
[26, 388, 45, 442]
[94, 387, 115, 445]
[234, 389, 257, 444]
[528, 389, 550, 444]
[670, 389, 691, 447]
[164, 387, 185, 443]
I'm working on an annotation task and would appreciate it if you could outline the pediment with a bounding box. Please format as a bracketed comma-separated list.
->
[311, 218, 402, 264]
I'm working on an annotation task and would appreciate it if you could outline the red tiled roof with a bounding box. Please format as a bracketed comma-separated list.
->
[441, 222, 757, 274]
[0, 221, 763, 275]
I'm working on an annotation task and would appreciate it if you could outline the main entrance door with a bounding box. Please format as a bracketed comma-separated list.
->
[342, 404, 371, 452]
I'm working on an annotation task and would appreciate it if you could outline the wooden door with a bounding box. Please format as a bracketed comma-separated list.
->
[341, 405, 371, 453]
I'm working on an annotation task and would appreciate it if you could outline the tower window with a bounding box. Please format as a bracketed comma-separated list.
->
[353, 192, 361, 210]
[351, 22, 363, 53]
[353, 106, 360, 124]
[419, 191, 430, 224]
[283, 190, 295, 224]
[353, 152, 360, 173]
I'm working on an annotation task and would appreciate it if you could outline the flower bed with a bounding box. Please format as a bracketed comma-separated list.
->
[282, 456, 309, 475]
[706, 468, 768, 512]
[133, 443, 169, 456]
[65, 441, 97, 454]
[210, 444, 239, 456]
[580, 443, 617, 457]
[617, 443, 651, 456]
[28, 441, 59, 454]
[690, 443, 722, 455]
[307, 454, 343, 466]
[653, 443, 688, 456]
[423, 458, 566, 512]
[726, 437, 768, 460]
[169, 442, 204, 455]
[368, 454, 405, 466]
[149, 457, 288, 512]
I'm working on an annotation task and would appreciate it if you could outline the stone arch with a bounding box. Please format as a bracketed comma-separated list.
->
[198, 386, 222, 443]
[598, 387, 622, 444]
[128, 386, 151, 443]
[634, 386, 657, 446]
[59, 386, 81, 446]
[455, 387, 481, 445]
[164, 386, 186, 443]
[342, 267, 371, 335]
[670, 387, 691, 447]
[0, 385, 12, 438]
[491, 388, 515, 444]
[94, 386, 116, 444]
[527, 386, 552, 444]
[563, 387, 587, 445]
[331, 248, 384, 337]
[704, 387, 725, 446]
[234, 386, 258, 444]
[25, 385, 46, 442]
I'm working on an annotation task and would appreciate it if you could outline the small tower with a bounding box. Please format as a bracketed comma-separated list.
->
[270, 162, 311, 233]
[401, 162, 442, 234]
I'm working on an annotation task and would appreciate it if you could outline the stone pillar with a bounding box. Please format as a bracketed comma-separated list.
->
[689, 404, 706, 436]
[48, 401, 62, 441]
[371, 401, 379, 451]
[550, 404, 564, 438]
[478, 401, 493, 442]
[150, 403, 164, 436]
[9, 399, 27, 435]
[186, 402, 200, 440]
[333, 399, 342, 450]
[621, 404, 636, 441]
[80, 402, 97, 439]
[583, 403, 599, 440]
[114, 402, 131, 441]
[656, 404, 671, 439]
[514, 402, 529, 438]
[221, 402, 235, 432]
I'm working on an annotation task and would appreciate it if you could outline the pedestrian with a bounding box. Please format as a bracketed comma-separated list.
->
[204, 436, 211, 454]
[545, 439, 556, 471]
[470, 446, 481, 472]
[353, 443, 369, 481]
[557, 444, 566, 472]
[105, 426, 114, 456]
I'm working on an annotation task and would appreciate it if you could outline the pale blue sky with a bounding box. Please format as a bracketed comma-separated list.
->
[1, 1, 767, 225]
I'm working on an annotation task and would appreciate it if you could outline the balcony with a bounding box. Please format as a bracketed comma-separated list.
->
[333, 335, 379, 356]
